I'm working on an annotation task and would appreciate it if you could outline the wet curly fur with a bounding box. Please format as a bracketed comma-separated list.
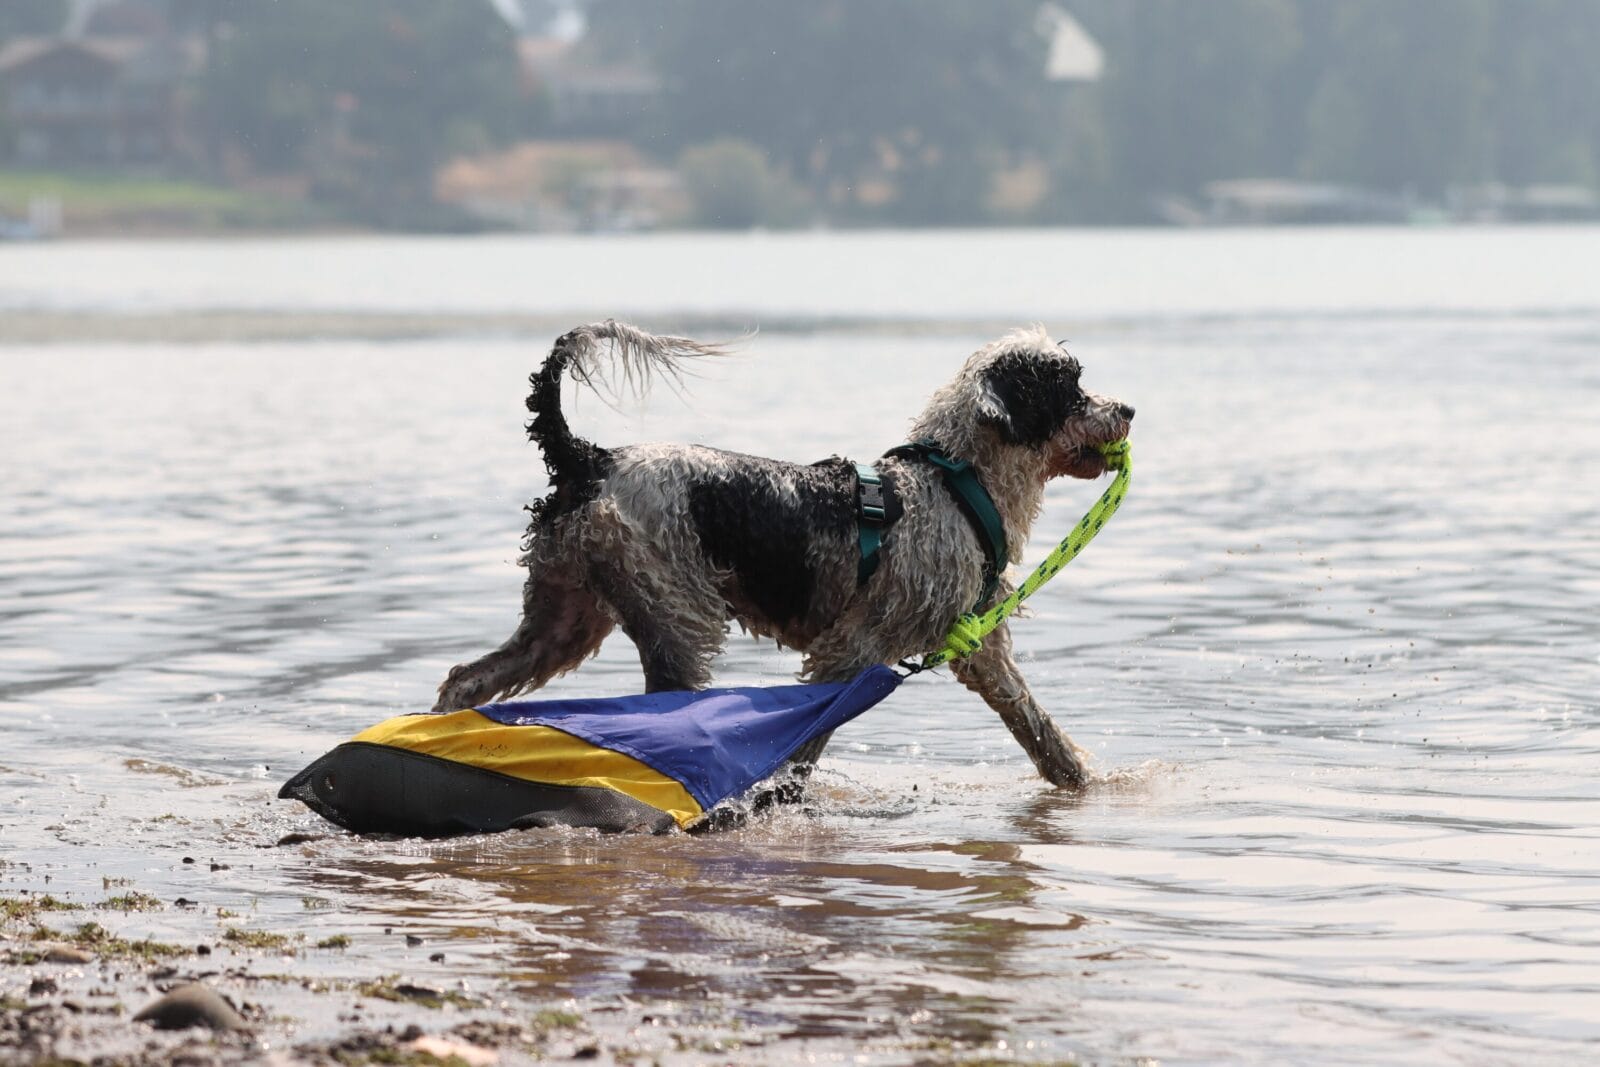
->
[435, 321, 1134, 789]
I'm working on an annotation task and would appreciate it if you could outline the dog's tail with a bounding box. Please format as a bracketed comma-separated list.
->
[527, 320, 728, 489]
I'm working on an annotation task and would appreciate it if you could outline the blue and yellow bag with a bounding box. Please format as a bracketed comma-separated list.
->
[279, 666, 900, 836]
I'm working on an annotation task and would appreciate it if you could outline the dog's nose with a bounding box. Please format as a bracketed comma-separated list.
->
[1118, 403, 1135, 420]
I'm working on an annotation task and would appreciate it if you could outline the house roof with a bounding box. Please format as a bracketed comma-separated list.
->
[0, 34, 191, 85]
[0, 35, 145, 74]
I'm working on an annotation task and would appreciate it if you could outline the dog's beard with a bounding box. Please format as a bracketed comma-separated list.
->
[1049, 445, 1110, 480]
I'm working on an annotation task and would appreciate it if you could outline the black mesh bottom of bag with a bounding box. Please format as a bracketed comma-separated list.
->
[278, 742, 679, 837]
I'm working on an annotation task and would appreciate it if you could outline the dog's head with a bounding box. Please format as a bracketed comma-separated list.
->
[961, 326, 1133, 480]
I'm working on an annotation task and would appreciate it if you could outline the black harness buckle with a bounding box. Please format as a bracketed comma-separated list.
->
[854, 463, 894, 584]
[858, 478, 887, 523]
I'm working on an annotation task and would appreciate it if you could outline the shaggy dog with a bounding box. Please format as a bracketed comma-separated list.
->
[435, 322, 1133, 790]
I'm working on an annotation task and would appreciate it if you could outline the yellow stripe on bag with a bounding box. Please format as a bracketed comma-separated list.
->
[353, 711, 704, 829]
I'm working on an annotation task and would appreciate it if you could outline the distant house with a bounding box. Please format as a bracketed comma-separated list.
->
[1200, 179, 1411, 225]
[436, 139, 684, 232]
[1450, 183, 1600, 223]
[0, 33, 185, 167]
[1038, 5, 1104, 82]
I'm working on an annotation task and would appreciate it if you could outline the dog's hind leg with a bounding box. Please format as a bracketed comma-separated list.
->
[590, 563, 726, 693]
[433, 573, 614, 711]
[949, 622, 1091, 790]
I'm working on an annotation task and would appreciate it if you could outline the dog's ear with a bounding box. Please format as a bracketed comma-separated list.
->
[976, 378, 1016, 438]
[979, 355, 1084, 447]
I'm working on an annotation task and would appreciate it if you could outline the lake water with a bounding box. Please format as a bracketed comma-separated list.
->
[2, 227, 1598, 1064]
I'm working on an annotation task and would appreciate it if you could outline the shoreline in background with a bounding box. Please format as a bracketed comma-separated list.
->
[0, 171, 337, 240]
[7, 211, 1600, 244]
[4, 170, 1600, 242]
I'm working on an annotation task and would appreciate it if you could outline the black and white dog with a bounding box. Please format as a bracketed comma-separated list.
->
[435, 322, 1133, 789]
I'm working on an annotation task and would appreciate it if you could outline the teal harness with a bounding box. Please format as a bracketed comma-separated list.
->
[855, 441, 1008, 608]
[853, 463, 891, 584]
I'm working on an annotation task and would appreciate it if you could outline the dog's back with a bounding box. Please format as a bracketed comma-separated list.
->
[594, 445, 861, 649]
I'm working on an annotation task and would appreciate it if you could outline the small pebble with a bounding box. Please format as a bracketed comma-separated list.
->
[43, 945, 94, 964]
[405, 934, 424, 946]
[133, 982, 249, 1032]
[28, 977, 58, 996]
[393, 982, 441, 1001]
[429, 952, 445, 963]
[182, 857, 195, 865]
[409, 1035, 498, 1066]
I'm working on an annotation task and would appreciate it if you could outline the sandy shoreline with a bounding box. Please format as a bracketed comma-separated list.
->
[1, 878, 615, 1065]
[3, 871, 951, 1066]
[2, 767, 1007, 1067]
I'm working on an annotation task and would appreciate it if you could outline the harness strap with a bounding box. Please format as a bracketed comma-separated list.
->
[854, 463, 890, 584]
[910, 438, 1132, 672]
[885, 440, 1008, 608]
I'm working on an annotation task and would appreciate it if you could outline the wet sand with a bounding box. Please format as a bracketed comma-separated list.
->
[5, 773, 1048, 1066]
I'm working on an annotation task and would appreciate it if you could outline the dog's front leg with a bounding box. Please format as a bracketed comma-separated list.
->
[949, 623, 1091, 790]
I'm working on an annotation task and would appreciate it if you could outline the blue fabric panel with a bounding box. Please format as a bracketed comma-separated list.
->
[474, 665, 901, 811]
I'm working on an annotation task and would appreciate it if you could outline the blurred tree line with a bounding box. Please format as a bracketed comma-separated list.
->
[12, 0, 1590, 227]
[1069, 0, 1600, 216]
[0, 0, 69, 39]
[584, 0, 1600, 224]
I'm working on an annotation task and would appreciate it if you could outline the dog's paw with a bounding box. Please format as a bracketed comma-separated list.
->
[432, 665, 477, 712]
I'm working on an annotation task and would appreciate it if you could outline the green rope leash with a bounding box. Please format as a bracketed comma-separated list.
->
[915, 438, 1132, 671]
